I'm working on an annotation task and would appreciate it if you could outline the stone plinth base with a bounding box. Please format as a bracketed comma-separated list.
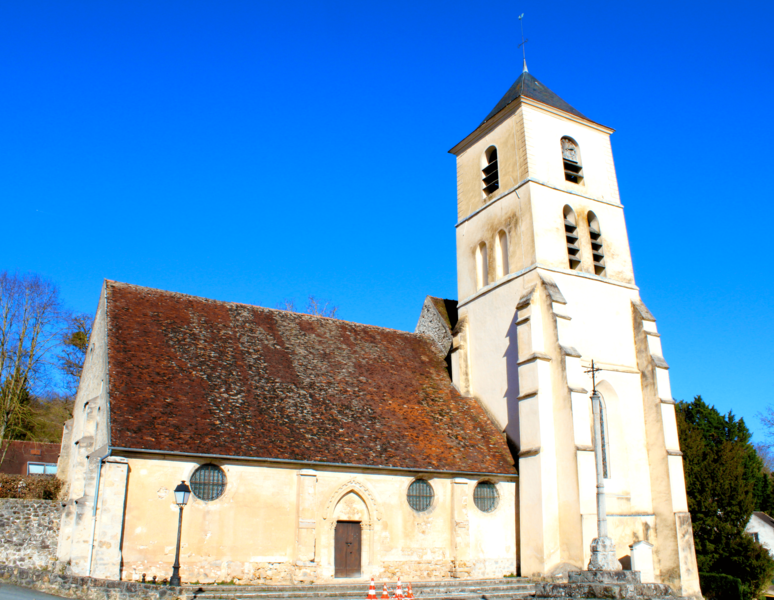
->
[588, 537, 622, 571]
[569, 571, 641, 584]
[534, 570, 675, 599]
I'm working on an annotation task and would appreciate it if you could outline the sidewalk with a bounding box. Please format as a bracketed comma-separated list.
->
[0, 583, 70, 600]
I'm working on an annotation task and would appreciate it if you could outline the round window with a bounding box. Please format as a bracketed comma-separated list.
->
[473, 481, 498, 512]
[407, 479, 434, 512]
[190, 464, 226, 501]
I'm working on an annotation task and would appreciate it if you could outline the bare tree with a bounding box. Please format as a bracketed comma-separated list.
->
[305, 296, 338, 318]
[0, 272, 64, 464]
[58, 312, 92, 397]
[276, 299, 297, 312]
[761, 408, 774, 435]
[275, 296, 338, 318]
[754, 442, 774, 474]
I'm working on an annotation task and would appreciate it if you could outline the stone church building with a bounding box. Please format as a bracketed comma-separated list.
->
[56, 66, 702, 597]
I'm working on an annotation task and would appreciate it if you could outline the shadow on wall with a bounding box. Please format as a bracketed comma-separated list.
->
[504, 307, 520, 457]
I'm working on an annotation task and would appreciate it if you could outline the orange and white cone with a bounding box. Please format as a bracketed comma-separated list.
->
[406, 583, 414, 600]
[367, 578, 377, 600]
[393, 577, 404, 600]
[381, 583, 390, 600]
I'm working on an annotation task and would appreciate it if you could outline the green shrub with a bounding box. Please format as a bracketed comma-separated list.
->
[700, 572, 744, 600]
[0, 473, 62, 499]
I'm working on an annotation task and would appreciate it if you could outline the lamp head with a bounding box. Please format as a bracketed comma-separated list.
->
[174, 480, 191, 506]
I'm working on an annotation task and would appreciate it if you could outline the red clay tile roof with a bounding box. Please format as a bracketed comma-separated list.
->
[105, 281, 515, 475]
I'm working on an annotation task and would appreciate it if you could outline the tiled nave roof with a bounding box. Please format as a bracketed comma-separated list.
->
[104, 281, 515, 475]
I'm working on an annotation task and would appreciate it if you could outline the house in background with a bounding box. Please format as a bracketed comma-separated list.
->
[746, 512, 774, 557]
[746, 513, 774, 598]
[0, 441, 60, 475]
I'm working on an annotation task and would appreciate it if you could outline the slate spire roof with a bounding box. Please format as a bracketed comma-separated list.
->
[103, 281, 515, 475]
[481, 70, 587, 125]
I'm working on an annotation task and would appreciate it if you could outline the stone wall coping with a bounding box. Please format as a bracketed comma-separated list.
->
[0, 498, 60, 505]
[0, 565, 189, 600]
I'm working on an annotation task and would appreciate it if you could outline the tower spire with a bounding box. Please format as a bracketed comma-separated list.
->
[518, 13, 528, 73]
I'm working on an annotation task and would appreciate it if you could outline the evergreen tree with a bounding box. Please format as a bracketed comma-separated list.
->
[677, 396, 774, 600]
[0, 378, 36, 441]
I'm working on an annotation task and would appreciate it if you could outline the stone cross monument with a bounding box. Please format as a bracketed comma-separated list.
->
[588, 372, 622, 571]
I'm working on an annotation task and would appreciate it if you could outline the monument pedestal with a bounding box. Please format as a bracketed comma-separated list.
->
[588, 536, 622, 571]
[534, 570, 676, 599]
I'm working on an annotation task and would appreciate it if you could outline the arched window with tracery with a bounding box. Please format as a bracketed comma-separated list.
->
[476, 242, 489, 290]
[563, 206, 581, 270]
[495, 230, 509, 279]
[561, 137, 583, 184]
[587, 211, 605, 276]
[481, 146, 499, 198]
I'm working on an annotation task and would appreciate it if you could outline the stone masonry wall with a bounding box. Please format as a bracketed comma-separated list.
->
[415, 298, 452, 357]
[0, 498, 63, 570]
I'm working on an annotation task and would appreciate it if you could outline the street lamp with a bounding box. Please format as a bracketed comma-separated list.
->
[169, 480, 191, 587]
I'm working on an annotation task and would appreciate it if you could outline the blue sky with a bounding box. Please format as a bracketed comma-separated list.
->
[2, 1, 772, 440]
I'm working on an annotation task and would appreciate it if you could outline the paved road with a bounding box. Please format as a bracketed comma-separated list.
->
[0, 584, 71, 600]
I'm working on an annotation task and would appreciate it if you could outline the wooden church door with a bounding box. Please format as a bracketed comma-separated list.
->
[334, 521, 362, 578]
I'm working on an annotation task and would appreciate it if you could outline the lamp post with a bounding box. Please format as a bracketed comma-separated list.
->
[169, 480, 191, 587]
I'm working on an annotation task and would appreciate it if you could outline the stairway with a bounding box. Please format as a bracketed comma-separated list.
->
[184, 578, 535, 600]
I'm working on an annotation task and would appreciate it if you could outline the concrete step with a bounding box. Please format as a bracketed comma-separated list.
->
[193, 589, 535, 599]
[185, 577, 535, 600]
[186, 580, 532, 594]
[191, 590, 535, 600]
[185, 579, 535, 600]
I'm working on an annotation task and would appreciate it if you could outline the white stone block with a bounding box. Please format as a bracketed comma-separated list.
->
[630, 540, 654, 583]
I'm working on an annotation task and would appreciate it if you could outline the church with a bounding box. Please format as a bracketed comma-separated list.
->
[55, 65, 702, 598]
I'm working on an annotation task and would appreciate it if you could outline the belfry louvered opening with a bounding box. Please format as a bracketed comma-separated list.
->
[561, 137, 583, 184]
[482, 146, 499, 197]
[588, 212, 606, 276]
[563, 206, 581, 271]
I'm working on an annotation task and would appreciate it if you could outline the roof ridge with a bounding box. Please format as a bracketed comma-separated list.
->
[104, 279, 424, 338]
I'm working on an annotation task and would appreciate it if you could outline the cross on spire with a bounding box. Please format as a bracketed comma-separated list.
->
[584, 360, 603, 394]
[518, 13, 528, 73]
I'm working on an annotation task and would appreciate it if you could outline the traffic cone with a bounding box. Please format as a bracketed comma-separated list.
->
[393, 577, 403, 600]
[381, 583, 390, 600]
[406, 583, 414, 600]
[367, 578, 377, 600]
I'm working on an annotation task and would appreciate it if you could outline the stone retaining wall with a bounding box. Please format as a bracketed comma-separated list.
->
[0, 566, 186, 600]
[0, 498, 63, 570]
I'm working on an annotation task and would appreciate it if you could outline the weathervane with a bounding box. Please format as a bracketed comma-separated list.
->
[518, 13, 528, 72]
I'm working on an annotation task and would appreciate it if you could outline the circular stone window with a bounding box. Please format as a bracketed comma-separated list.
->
[190, 464, 226, 501]
[473, 481, 499, 513]
[407, 479, 434, 512]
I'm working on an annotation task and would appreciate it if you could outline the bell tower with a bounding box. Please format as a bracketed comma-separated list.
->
[447, 67, 702, 598]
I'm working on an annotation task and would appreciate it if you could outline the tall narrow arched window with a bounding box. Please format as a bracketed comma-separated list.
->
[476, 242, 489, 290]
[587, 212, 606, 276]
[563, 206, 581, 270]
[495, 230, 509, 279]
[481, 146, 499, 198]
[561, 137, 583, 184]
